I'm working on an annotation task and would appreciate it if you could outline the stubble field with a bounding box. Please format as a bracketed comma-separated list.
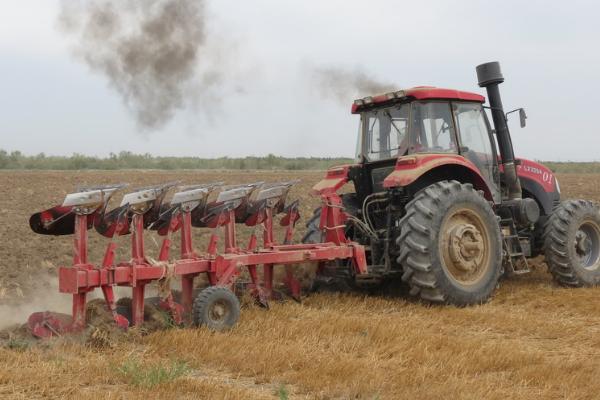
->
[1, 170, 600, 399]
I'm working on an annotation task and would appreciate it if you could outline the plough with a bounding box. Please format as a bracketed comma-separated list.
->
[27, 180, 367, 338]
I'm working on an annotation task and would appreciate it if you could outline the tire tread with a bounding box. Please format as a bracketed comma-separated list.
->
[544, 199, 600, 287]
[396, 180, 501, 305]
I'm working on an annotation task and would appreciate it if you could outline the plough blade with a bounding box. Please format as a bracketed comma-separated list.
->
[148, 204, 179, 236]
[27, 311, 87, 338]
[150, 180, 223, 233]
[30, 185, 125, 236]
[29, 206, 81, 235]
[27, 312, 76, 338]
[126, 182, 177, 224]
[95, 204, 131, 237]
[157, 298, 185, 325]
[280, 200, 301, 226]
[27, 310, 129, 339]
[95, 182, 178, 237]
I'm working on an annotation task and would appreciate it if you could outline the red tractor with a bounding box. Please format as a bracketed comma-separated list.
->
[306, 62, 600, 305]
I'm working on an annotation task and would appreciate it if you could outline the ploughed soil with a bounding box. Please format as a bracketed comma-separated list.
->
[0, 170, 600, 399]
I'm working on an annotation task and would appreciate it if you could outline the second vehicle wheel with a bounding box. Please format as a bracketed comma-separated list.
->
[192, 286, 240, 331]
[544, 200, 600, 286]
[397, 180, 502, 305]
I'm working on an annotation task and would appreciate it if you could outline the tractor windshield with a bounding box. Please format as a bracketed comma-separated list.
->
[360, 101, 458, 162]
[409, 102, 457, 154]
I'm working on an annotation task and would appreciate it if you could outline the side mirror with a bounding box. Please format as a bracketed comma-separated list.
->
[506, 108, 527, 128]
[519, 108, 527, 128]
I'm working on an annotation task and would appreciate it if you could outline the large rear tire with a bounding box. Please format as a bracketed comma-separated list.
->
[397, 180, 502, 305]
[544, 200, 600, 286]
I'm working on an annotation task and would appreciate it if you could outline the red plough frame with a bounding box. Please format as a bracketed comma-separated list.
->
[27, 182, 367, 338]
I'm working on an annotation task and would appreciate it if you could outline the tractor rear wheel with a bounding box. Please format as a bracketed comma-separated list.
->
[544, 200, 600, 286]
[397, 180, 502, 305]
[192, 286, 240, 330]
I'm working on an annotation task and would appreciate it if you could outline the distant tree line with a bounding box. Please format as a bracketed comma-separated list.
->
[0, 150, 354, 171]
[0, 150, 597, 172]
[542, 162, 600, 174]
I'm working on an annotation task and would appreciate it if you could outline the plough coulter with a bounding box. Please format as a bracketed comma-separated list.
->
[27, 181, 367, 338]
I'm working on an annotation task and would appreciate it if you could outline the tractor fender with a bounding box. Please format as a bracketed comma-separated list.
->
[520, 176, 559, 216]
[514, 158, 560, 215]
[312, 164, 356, 195]
[383, 154, 493, 200]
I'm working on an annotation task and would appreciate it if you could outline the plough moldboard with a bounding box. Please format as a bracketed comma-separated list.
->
[27, 180, 367, 338]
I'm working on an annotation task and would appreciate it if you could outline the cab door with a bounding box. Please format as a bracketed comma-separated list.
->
[452, 102, 501, 203]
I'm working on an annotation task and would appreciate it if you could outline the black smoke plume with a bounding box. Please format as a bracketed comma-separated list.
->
[58, 0, 218, 129]
[311, 67, 397, 105]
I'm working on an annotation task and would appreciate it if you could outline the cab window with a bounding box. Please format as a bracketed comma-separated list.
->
[453, 102, 499, 199]
[409, 102, 457, 154]
[364, 104, 410, 162]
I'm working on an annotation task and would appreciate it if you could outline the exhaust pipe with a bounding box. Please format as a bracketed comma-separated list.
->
[476, 62, 522, 200]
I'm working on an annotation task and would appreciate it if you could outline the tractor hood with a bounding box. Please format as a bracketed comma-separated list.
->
[510, 158, 558, 194]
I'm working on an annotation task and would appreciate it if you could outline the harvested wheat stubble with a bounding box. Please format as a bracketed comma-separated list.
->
[1, 171, 600, 399]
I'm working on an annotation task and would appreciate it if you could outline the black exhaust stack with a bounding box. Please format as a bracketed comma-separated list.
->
[476, 62, 522, 200]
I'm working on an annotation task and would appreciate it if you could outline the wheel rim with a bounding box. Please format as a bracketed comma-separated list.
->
[439, 207, 491, 286]
[207, 299, 230, 325]
[575, 220, 600, 270]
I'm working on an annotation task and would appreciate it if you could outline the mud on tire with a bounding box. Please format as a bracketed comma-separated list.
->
[544, 200, 600, 287]
[397, 180, 502, 305]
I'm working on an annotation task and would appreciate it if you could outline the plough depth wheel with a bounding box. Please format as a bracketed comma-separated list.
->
[192, 287, 240, 330]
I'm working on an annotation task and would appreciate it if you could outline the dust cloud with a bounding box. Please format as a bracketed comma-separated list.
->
[0, 277, 72, 330]
[58, 0, 223, 130]
[0, 276, 161, 331]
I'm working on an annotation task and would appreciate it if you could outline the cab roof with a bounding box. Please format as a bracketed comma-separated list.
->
[351, 86, 485, 114]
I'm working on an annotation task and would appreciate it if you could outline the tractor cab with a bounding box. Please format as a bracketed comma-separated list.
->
[352, 88, 500, 202]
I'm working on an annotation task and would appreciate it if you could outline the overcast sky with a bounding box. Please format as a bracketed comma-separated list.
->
[1, 0, 599, 161]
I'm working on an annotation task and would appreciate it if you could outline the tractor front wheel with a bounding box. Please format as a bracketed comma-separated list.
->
[397, 180, 502, 305]
[544, 200, 600, 286]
